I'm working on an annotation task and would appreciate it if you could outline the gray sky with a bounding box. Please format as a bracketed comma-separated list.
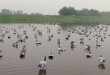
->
[0, 0, 109, 15]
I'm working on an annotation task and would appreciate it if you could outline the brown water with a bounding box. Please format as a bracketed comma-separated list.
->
[0, 24, 110, 75]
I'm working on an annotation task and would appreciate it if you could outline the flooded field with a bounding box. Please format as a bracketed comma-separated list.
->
[0, 24, 110, 75]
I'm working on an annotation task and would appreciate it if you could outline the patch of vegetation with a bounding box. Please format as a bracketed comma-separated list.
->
[0, 15, 110, 25]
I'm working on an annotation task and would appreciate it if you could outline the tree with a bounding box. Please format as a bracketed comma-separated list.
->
[58, 7, 77, 15]
[89, 9, 99, 15]
[0, 9, 12, 15]
[78, 8, 99, 16]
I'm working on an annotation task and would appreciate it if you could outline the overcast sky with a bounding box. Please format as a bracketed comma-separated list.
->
[0, 0, 109, 15]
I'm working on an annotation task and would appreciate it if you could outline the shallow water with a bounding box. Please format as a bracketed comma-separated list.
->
[0, 24, 110, 75]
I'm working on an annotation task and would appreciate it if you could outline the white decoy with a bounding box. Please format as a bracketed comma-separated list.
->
[98, 55, 106, 64]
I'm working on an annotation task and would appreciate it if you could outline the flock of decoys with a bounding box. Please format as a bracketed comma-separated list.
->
[0, 24, 109, 74]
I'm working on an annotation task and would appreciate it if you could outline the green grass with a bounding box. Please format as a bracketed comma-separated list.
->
[0, 15, 110, 25]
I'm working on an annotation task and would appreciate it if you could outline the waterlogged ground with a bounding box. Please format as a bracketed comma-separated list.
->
[0, 24, 110, 75]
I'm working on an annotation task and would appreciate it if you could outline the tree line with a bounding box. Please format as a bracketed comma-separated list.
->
[0, 9, 43, 16]
[58, 6, 100, 16]
[0, 7, 110, 16]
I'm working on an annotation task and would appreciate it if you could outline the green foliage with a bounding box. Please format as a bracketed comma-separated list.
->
[58, 7, 100, 16]
[0, 15, 110, 25]
[58, 7, 77, 15]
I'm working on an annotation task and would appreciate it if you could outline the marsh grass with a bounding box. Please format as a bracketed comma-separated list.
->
[0, 15, 110, 25]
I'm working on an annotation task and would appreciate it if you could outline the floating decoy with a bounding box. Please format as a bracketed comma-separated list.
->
[50, 34, 53, 38]
[23, 30, 27, 35]
[48, 55, 54, 60]
[18, 39, 25, 43]
[12, 42, 19, 48]
[98, 55, 106, 64]
[38, 56, 47, 70]
[0, 50, 3, 58]
[19, 49, 26, 59]
[25, 35, 28, 39]
[48, 36, 51, 41]
[58, 47, 65, 55]
[19, 45, 26, 59]
[0, 39, 4, 42]
[80, 38, 84, 45]
[70, 41, 75, 49]
[85, 45, 91, 52]
[37, 30, 42, 36]
[65, 35, 70, 40]
[36, 42, 42, 46]
[57, 39, 61, 48]
[0, 55, 3, 58]
[8, 36, 11, 39]
[85, 52, 93, 58]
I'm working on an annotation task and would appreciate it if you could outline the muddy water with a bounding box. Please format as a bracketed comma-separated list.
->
[0, 24, 110, 75]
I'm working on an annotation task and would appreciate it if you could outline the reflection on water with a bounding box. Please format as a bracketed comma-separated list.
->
[0, 24, 110, 75]
[98, 64, 106, 70]
[38, 69, 46, 75]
